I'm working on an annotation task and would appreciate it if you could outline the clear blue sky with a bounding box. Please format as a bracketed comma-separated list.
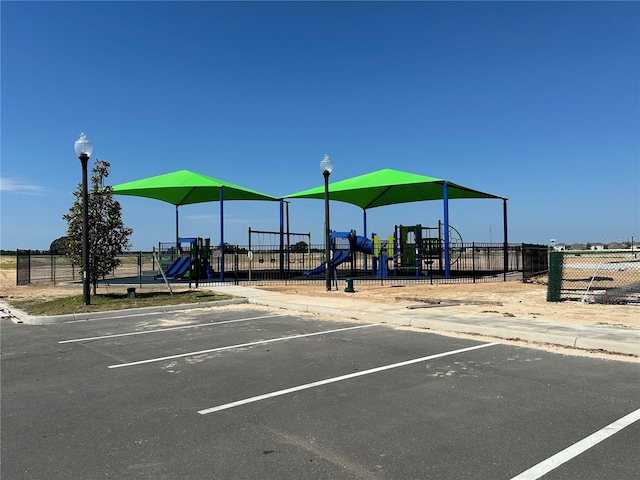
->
[2, 1, 638, 251]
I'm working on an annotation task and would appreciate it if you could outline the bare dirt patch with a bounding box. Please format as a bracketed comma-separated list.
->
[251, 280, 640, 329]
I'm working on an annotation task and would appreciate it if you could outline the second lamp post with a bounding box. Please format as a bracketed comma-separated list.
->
[74, 132, 93, 305]
[320, 154, 333, 291]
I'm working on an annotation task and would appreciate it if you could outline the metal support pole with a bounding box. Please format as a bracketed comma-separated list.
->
[248, 227, 252, 282]
[363, 209, 368, 271]
[503, 199, 509, 281]
[443, 181, 450, 279]
[286, 201, 291, 278]
[80, 153, 91, 305]
[324, 170, 331, 291]
[219, 187, 224, 282]
[279, 199, 285, 279]
[175, 206, 179, 252]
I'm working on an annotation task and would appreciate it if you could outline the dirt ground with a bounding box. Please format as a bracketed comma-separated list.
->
[1, 261, 638, 329]
[253, 280, 640, 329]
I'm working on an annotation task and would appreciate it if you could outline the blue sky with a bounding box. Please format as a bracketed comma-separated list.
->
[2, 1, 638, 251]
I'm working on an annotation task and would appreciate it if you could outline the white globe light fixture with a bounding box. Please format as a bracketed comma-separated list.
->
[74, 132, 93, 158]
[320, 154, 333, 175]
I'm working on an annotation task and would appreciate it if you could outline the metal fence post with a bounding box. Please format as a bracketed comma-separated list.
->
[546, 250, 563, 302]
[472, 242, 476, 283]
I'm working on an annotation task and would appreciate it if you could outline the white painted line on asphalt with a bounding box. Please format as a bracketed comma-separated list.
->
[108, 324, 379, 369]
[197, 342, 499, 415]
[510, 407, 640, 480]
[64, 311, 163, 323]
[59, 314, 287, 344]
[61, 302, 246, 323]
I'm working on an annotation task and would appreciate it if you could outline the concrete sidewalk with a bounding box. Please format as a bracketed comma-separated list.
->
[203, 285, 640, 358]
[2, 285, 638, 357]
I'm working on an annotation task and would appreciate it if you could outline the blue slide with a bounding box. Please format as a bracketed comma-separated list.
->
[304, 232, 376, 276]
[353, 235, 374, 255]
[304, 250, 350, 276]
[156, 257, 193, 280]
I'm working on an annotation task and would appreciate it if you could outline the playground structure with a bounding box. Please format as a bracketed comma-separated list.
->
[394, 221, 464, 276]
[302, 221, 463, 279]
[304, 230, 392, 278]
[140, 220, 520, 285]
[155, 237, 214, 281]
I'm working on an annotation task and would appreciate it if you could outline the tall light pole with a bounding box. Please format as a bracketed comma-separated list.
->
[74, 133, 93, 305]
[320, 154, 333, 291]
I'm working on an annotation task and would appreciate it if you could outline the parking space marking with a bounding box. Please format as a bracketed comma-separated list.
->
[59, 314, 287, 344]
[510, 407, 640, 480]
[64, 310, 172, 323]
[197, 342, 499, 415]
[108, 324, 379, 369]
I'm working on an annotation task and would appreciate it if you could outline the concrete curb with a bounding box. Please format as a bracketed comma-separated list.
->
[244, 297, 640, 357]
[403, 317, 640, 357]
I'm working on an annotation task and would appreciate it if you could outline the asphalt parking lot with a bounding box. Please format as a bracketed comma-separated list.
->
[2, 305, 639, 479]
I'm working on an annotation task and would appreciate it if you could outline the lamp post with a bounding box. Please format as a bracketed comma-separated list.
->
[320, 154, 333, 291]
[74, 133, 93, 305]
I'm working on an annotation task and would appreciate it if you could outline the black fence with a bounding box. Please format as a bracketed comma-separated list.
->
[547, 249, 640, 304]
[15, 250, 155, 285]
[16, 243, 548, 287]
[522, 243, 549, 280]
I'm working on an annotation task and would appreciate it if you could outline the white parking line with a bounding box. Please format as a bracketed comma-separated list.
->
[510, 407, 640, 480]
[59, 314, 287, 344]
[197, 342, 499, 415]
[64, 310, 169, 323]
[108, 324, 379, 369]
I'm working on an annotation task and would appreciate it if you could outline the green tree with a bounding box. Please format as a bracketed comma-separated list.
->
[49, 236, 69, 254]
[290, 241, 309, 253]
[222, 243, 240, 254]
[63, 159, 133, 295]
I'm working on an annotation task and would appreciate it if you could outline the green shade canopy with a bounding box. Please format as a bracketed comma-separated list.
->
[283, 168, 505, 209]
[112, 169, 279, 283]
[112, 169, 278, 205]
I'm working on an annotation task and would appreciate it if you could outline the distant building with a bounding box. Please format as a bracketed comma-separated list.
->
[551, 241, 639, 251]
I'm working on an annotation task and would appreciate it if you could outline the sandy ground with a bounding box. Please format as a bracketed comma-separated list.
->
[253, 280, 640, 328]
[1, 262, 638, 329]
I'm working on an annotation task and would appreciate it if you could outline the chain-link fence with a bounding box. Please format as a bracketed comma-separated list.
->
[16, 243, 547, 287]
[547, 249, 640, 304]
